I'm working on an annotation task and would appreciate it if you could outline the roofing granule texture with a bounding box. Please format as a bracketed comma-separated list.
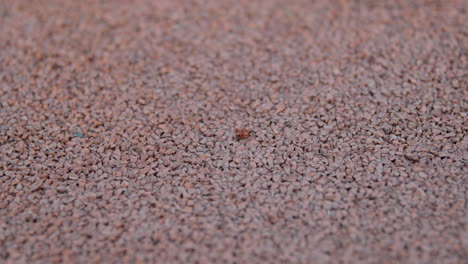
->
[0, 0, 467, 263]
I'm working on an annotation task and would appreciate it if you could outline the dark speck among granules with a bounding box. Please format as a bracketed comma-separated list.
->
[0, 0, 466, 263]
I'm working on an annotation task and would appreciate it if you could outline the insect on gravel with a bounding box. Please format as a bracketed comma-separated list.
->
[235, 128, 255, 140]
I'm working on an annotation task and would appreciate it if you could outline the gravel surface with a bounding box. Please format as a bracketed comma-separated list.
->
[1, 0, 467, 263]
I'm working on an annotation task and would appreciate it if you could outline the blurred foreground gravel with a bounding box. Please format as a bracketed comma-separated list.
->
[0, 0, 466, 263]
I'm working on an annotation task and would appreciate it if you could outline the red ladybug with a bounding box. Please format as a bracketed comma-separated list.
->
[235, 128, 255, 140]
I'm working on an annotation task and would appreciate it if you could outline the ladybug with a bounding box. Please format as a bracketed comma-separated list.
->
[235, 128, 255, 140]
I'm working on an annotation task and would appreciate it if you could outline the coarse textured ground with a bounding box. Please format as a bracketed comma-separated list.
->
[0, 0, 467, 263]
